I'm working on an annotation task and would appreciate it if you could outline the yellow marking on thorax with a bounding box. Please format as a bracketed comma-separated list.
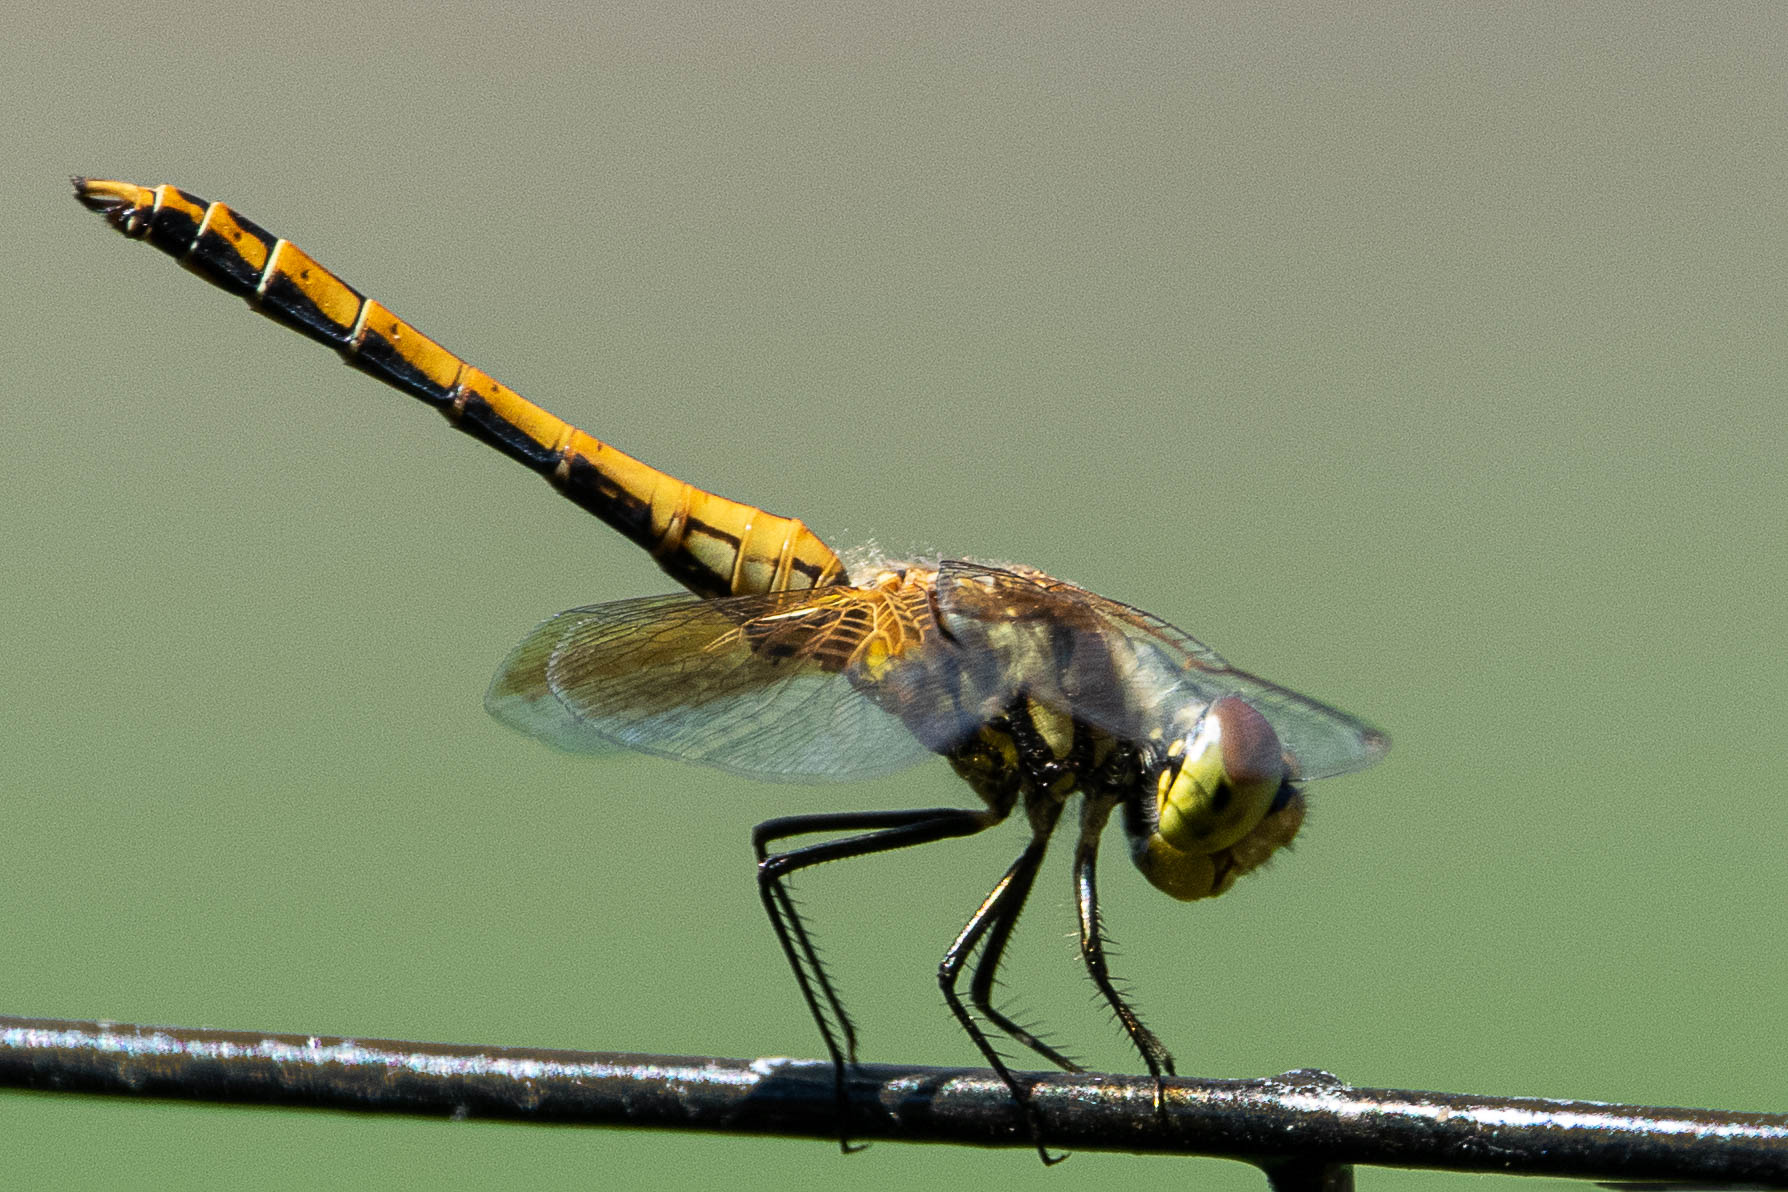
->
[1026, 698, 1076, 759]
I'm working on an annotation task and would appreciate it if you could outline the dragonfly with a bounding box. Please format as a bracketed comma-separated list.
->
[73, 178, 1388, 1159]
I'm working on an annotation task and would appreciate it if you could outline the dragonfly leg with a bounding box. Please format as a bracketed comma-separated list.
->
[959, 704, 1096, 1075]
[755, 809, 984, 1067]
[1074, 794, 1177, 1110]
[940, 801, 1071, 1165]
[753, 807, 1002, 1153]
[964, 839, 1085, 1074]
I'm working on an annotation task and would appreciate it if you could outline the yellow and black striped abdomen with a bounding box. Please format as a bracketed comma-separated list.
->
[72, 179, 845, 600]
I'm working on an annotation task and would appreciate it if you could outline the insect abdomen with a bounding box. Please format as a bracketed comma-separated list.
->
[72, 179, 845, 600]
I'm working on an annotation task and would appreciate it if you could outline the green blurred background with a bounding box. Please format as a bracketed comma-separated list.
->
[2, 5, 1781, 1188]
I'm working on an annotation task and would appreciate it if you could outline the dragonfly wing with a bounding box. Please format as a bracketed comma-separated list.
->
[485, 589, 935, 782]
[1109, 604, 1389, 780]
[933, 560, 1388, 781]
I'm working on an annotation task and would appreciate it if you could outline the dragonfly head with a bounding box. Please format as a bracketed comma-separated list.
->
[1126, 696, 1306, 901]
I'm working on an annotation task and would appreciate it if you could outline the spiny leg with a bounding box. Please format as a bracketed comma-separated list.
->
[1074, 795, 1176, 1106]
[753, 807, 1001, 1152]
[964, 840, 1084, 1074]
[961, 711, 1095, 1076]
[755, 808, 993, 1072]
[939, 800, 1068, 1164]
[755, 810, 946, 1068]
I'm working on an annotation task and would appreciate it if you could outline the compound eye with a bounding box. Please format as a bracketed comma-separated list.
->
[1154, 697, 1286, 854]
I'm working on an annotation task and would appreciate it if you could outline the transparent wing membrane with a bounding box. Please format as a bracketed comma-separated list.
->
[485, 588, 937, 781]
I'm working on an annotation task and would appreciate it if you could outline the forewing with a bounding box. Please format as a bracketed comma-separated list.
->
[484, 589, 933, 782]
[934, 560, 1388, 780]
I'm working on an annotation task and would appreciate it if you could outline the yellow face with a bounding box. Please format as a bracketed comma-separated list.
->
[1130, 696, 1300, 901]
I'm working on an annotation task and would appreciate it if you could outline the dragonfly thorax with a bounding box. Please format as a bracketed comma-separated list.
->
[943, 696, 1132, 814]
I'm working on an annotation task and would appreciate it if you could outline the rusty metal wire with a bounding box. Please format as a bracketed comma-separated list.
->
[3, 1015, 1783, 1189]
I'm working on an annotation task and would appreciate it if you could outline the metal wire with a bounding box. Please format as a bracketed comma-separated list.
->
[3, 1015, 1783, 1187]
